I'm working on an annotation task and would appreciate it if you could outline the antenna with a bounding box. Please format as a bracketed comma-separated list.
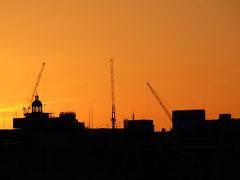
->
[3, 112, 5, 129]
[89, 108, 90, 129]
[91, 107, 93, 128]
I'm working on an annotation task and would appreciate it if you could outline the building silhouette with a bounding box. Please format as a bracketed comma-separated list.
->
[0, 95, 239, 180]
[13, 95, 84, 129]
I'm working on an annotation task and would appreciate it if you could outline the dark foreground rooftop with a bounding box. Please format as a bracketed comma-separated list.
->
[3, 100, 240, 180]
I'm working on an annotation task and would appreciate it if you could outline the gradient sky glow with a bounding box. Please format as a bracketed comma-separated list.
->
[0, 0, 239, 131]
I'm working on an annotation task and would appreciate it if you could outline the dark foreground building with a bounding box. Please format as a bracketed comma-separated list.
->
[1, 97, 240, 180]
[13, 95, 84, 129]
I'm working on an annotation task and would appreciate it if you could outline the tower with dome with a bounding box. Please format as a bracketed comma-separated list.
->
[13, 95, 84, 129]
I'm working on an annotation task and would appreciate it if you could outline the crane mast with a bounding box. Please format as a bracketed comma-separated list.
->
[110, 59, 116, 129]
[146, 82, 172, 121]
[23, 62, 46, 114]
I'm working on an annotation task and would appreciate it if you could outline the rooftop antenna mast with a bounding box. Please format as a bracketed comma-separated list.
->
[110, 59, 116, 129]
[23, 62, 46, 114]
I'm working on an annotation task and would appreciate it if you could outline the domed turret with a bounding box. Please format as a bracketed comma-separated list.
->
[32, 95, 43, 113]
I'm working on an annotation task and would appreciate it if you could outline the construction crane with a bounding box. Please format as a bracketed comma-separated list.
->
[23, 62, 46, 114]
[146, 82, 172, 121]
[110, 59, 116, 129]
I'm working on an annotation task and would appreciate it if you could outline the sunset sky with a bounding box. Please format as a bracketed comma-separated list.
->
[0, 0, 239, 131]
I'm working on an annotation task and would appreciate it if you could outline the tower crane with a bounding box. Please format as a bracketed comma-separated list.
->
[110, 59, 116, 129]
[23, 62, 46, 114]
[146, 82, 172, 122]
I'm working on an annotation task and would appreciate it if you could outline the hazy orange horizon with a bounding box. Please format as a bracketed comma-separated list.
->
[0, 0, 239, 131]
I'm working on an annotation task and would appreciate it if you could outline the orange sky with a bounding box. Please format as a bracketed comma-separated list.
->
[0, 0, 239, 131]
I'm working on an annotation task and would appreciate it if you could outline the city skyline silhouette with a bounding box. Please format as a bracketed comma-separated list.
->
[0, 1, 240, 179]
[0, 1, 239, 131]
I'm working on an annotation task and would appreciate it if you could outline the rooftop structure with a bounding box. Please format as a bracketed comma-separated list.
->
[172, 109, 205, 130]
[13, 95, 84, 129]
